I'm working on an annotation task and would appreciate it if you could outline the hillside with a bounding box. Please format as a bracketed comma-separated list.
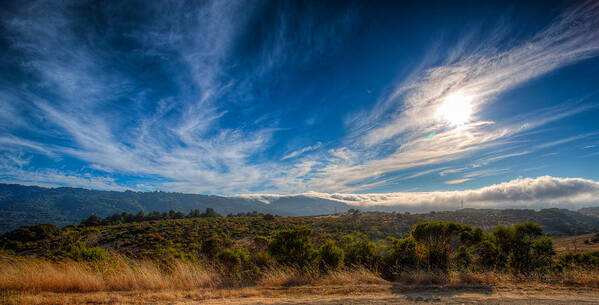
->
[0, 184, 354, 232]
[3, 208, 599, 259]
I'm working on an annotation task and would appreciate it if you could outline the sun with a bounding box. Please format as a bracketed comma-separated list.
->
[437, 91, 473, 125]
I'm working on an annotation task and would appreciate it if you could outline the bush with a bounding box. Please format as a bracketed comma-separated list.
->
[558, 251, 599, 269]
[268, 227, 316, 268]
[53, 242, 111, 262]
[344, 239, 378, 269]
[382, 237, 418, 278]
[453, 245, 472, 269]
[411, 221, 465, 272]
[217, 248, 250, 273]
[492, 222, 546, 273]
[319, 240, 344, 270]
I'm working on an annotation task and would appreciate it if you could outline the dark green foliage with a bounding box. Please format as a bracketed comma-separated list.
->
[319, 240, 344, 270]
[344, 238, 378, 269]
[490, 222, 553, 273]
[558, 251, 599, 269]
[1, 224, 59, 244]
[474, 240, 498, 270]
[454, 245, 473, 269]
[382, 237, 418, 277]
[268, 227, 316, 267]
[202, 234, 232, 258]
[217, 247, 250, 273]
[531, 237, 556, 271]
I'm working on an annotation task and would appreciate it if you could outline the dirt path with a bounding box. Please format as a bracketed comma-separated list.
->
[8, 285, 599, 304]
[198, 287, 599, 305]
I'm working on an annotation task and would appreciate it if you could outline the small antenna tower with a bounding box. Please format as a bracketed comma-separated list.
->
[460, 200, 464, 209]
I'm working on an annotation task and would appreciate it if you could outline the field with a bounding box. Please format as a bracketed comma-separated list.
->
[553, 233, 599, 254]
[2, 211, 599, 304]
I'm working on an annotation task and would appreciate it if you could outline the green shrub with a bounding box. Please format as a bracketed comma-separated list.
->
[53, 242, 111, 262]
[217, 248, 248, 272]
[344, 238, 378, 269]
[474, 240, 498, 270]
[453, 245, 472, 269]
[382, 237, 418, 278]
[411, 221, 465, 272]
[319, 240, 344, 270]
[268, 227, 316, 267]
[558, 251, 599, 269]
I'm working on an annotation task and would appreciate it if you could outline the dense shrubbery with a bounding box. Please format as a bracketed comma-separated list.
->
[2, 218, 597, 281]
[47, 242, 111, 262]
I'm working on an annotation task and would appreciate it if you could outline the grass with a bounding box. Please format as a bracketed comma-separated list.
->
[2, 255, 598, 291]
[2, 260, 599, 305]
[0, 256, 217, 293]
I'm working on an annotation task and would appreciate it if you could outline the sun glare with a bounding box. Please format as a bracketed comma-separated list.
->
[437, 92, 473, 125]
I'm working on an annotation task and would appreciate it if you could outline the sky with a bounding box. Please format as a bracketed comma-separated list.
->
[1, 0, 599, 209]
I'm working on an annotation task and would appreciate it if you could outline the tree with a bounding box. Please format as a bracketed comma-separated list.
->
[82, 215, 102, 227]
[492, 222, 546, 273]
[202, 208, 222, 218]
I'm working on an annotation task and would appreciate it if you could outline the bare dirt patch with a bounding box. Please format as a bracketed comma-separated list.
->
[5, 284, 599, 305]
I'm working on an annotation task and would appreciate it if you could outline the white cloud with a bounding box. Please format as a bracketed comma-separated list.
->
[234, 176, 599, 212]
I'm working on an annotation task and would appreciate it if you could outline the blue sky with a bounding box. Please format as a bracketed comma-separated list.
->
[1, 0, 599, 208]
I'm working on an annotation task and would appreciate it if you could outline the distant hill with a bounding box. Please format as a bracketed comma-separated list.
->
[1, 183, 599, 234]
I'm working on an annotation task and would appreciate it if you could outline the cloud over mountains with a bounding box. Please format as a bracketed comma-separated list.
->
[236, 176, 599, 212]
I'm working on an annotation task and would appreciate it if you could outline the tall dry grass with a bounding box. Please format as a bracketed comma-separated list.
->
[0, 256, 217, 293]
[2, 255, 598, 297]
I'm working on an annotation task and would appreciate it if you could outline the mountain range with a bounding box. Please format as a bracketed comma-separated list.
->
[1, 183, 599, 233]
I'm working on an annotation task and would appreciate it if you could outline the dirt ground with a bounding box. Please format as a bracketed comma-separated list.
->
[8, 285, 599, 305]
[198, 287, 599, 305]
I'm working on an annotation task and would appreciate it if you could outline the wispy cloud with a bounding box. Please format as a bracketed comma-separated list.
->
[281, 142, 322, 160]
[292, 1, 599, 192]
[0, 1, 598, 195]
[445, 178, 471, 185]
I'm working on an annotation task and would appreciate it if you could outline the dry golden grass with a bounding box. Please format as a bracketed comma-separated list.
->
[553, 233, 599, 254]
[0, 256, 217, 293]
[316, 267, 387, 286]
[258, 265, 319, 287]
[2, 256, 599, 304]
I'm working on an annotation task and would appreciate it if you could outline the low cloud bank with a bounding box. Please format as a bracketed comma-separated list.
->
[235, 176, 599, 212]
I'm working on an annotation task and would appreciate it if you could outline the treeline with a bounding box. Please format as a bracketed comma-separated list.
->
[79, 209, 277, 227]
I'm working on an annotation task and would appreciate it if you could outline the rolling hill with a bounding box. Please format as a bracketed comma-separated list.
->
[1, 183, 599, 234]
